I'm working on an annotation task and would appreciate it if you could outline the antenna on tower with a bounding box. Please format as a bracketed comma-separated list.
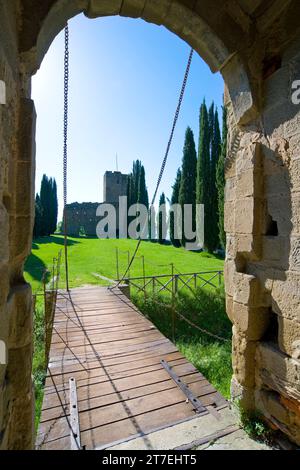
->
[115, 153, 119, 172]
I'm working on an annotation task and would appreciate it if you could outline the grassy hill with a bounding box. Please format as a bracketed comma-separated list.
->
[25, 235, 224, 292]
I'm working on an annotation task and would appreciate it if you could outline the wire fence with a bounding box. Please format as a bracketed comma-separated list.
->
[32, 250, 63, 366]
[118, 266, 227, 343]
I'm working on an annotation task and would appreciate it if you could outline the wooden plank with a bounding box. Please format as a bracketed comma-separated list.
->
[44, 356, 188, 393]
[38, 380, 218, 445]
[41, 375, 218, 423]
[37, 286, 228, 450]
[43, 361, 198, 398]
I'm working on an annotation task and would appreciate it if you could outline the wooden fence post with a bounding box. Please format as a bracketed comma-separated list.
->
[174, 275, 179, 295]
[116, 247, 119, 280]
[127, 251, 131, 279]
[142, 256, 146, 301]
[171, 263, 176, 343]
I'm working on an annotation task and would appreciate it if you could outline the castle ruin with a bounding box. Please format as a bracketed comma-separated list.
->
[64, 171, 128, 237]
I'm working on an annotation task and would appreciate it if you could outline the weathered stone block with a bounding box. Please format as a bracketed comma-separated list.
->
[224, 259, 236, 297]
[15, 161, 34, 217]
[267, 196, 292, 237]
[233, 273, 261, 306]
[232, 326, 257, 388]
[234, 198, 256, 234]
[86, 0, 122, 17]
[226, 235, 236, 260]
[142, 0, 171, 24]
[120, 0, 146, 18]
[236, 169, 256, 198]
[272, 272, 300, 322]
[226, 295, 234, 322]
[264, 65, 290, 110]
[262, 236, 286, 263]
[290, 237, 300, 271]
[224, 201, 235, 233]
[290, 158, 300, 192]
[235, 143, 262, 175]
[7, 284, 33, 350]
[224, 177, 236, 202]
[9, 215, 33, 261]
[278, 317, 300, 358]
[231, 302, 271, 340]
[256, 342, 300, 402]
[255, 389, 300, 446]
[18, 99, 36, 163]
[291, 196, 300, 235]
[6, 344, 34, 450]
[230, 375, 255, 410]
[236, 234, 262, 260]
[0, 203, 9, 267]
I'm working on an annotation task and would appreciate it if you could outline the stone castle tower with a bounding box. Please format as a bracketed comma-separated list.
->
[65, 171, 128, 237]
[103, 171, 128, 203]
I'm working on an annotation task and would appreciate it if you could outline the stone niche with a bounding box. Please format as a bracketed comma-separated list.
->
[1, 0, 300, 450]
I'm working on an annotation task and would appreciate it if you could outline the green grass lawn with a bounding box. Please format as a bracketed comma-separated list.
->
[25, 236, 228, 430]
[25, 235, 224, 293]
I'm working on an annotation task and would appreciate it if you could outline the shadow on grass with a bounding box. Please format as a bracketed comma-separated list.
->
[32, 235, 81, 248]
[133, 287, 232, 398]
[24, 253, 49, 283]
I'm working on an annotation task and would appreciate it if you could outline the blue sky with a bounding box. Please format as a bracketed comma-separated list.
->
[32, 14, 224, 220]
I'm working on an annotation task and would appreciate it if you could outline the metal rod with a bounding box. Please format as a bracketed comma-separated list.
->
[161, 360, 207, 414]
[69, 377, 81, 450]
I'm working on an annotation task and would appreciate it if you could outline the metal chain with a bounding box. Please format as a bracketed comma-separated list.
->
[63, 23, 70, 291]
[112, 48, 194, 289]
[151, 48, 194, 206]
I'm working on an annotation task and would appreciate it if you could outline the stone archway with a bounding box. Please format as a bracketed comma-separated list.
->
[1, 0, 300, 449]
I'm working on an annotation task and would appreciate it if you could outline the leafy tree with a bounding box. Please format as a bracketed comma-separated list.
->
[216, 105, 228, 249]
[170, 168, 182, 247]
[179, 127, 197, 246]
[158, 192, 167, 244]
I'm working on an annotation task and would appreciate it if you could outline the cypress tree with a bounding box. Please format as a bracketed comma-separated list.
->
[33, 194, 43, 238]
[138, 165, 149, 209]
[170, 168, 182, 248]
[179, 127, 197, 246]
[127, 160, 149, 238]
[196, 101, 211, 250]
[158, 192, 167, 245]
[210, 108, 221, 251]
[49, 178, 58, 234]
[216, 105, 227, 249]
[40, 174, 52, 236]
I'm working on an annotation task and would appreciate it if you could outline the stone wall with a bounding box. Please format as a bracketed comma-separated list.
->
[64, 202, 100, 236]
[224, 33, 300, 444]
[0, 0, 34, 450]
[0, 0, 300, 449]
